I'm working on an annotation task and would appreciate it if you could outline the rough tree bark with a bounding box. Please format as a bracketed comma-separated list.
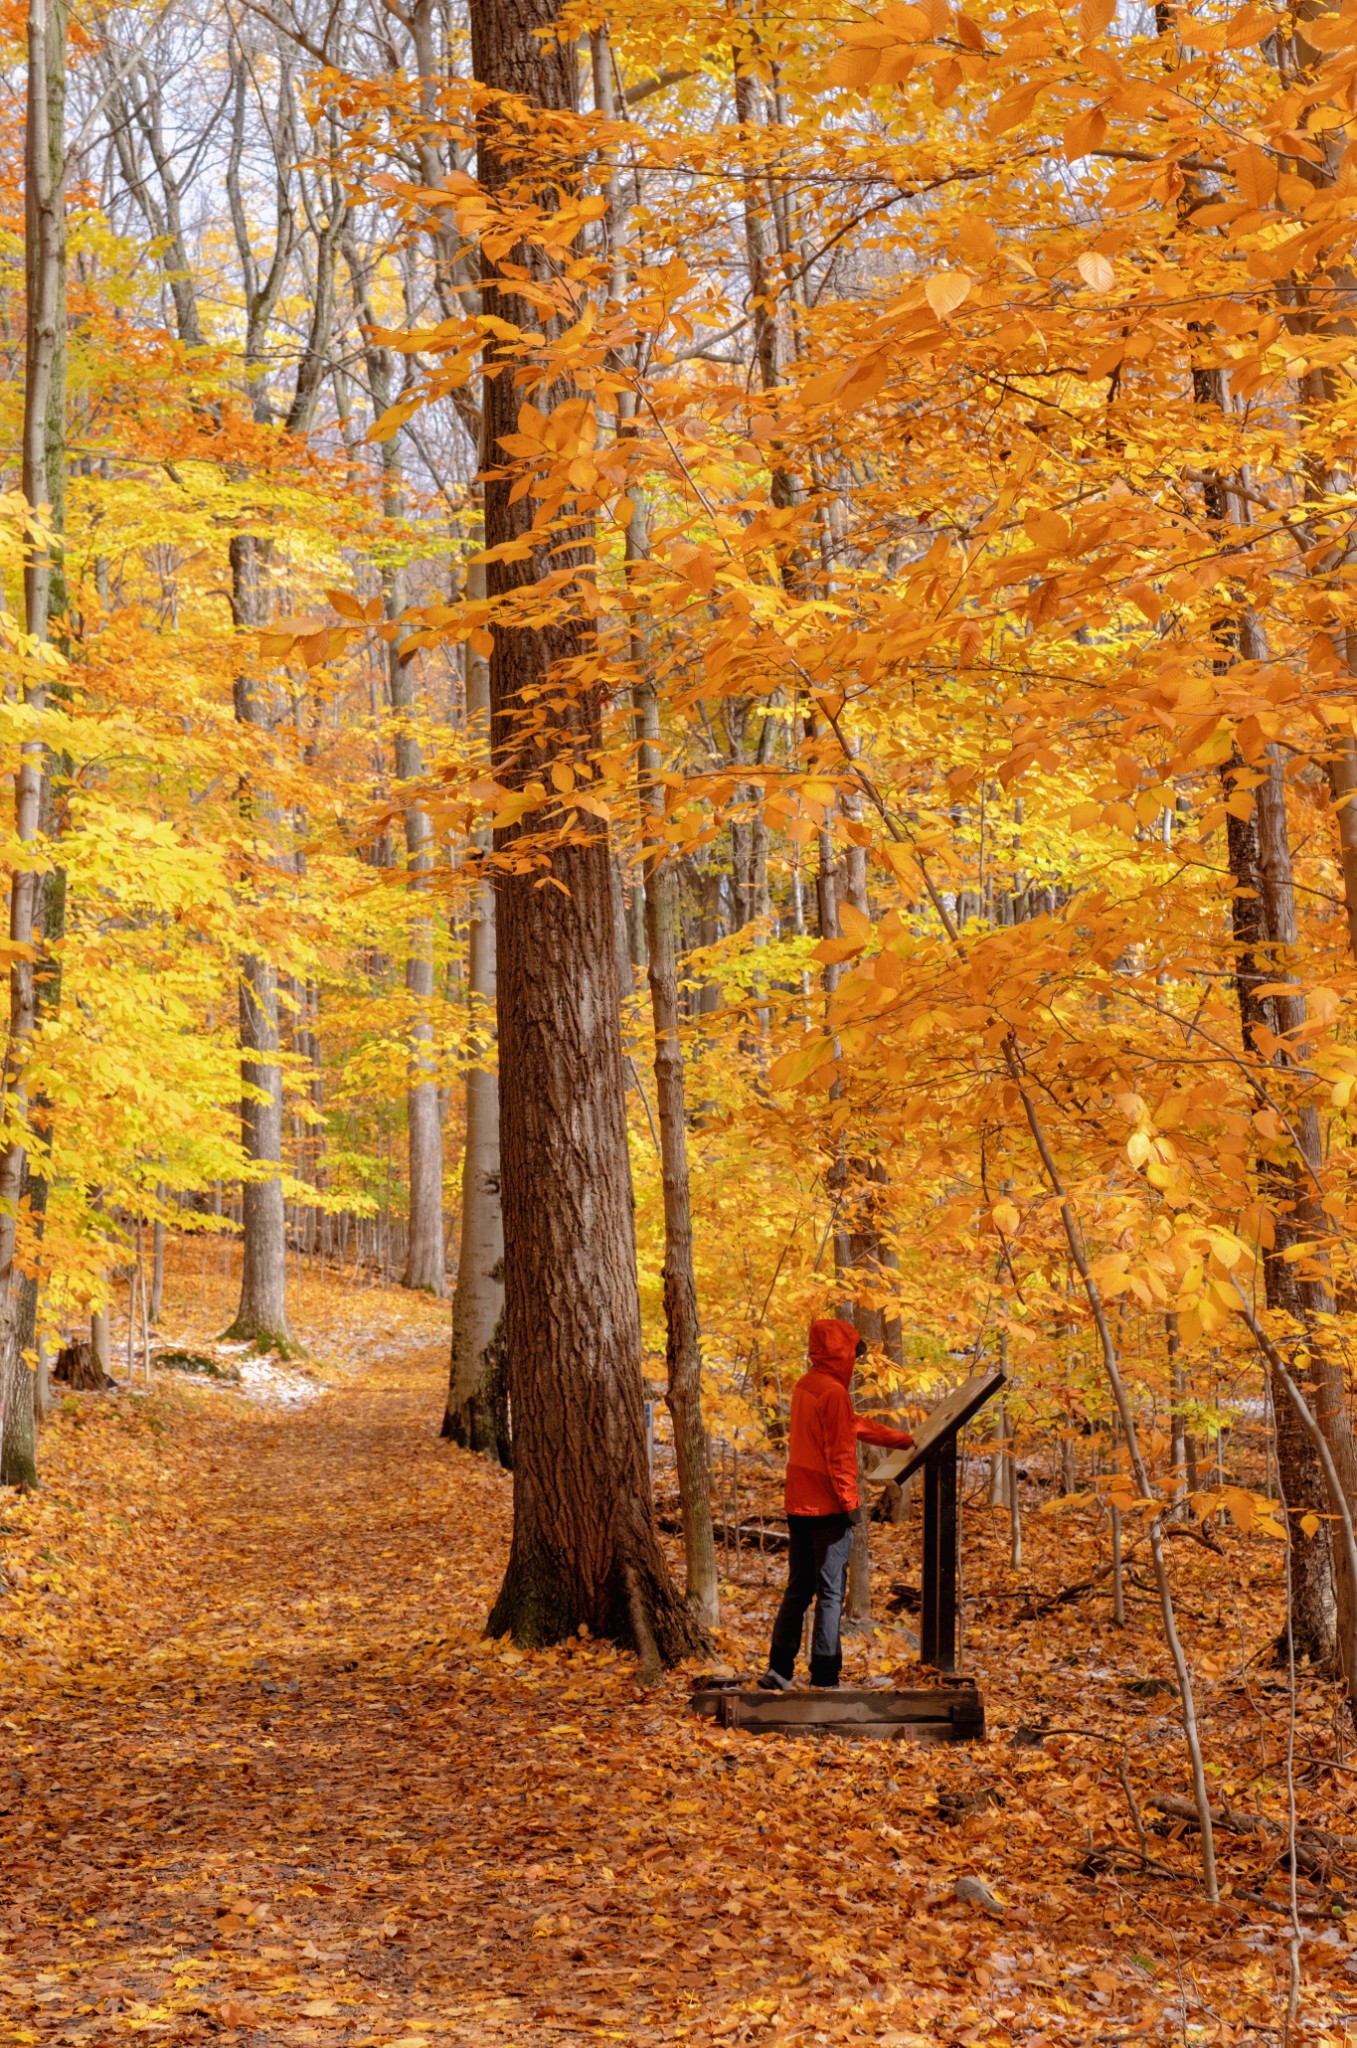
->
[445, 567, 508, 1455]
[1222, 751, 1339, 1663]
[1, 0, 65, 1489]
[470, 0, 700, 1663]
[1250, 724, 1357, 1690]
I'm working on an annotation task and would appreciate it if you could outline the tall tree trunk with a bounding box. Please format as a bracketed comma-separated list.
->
[223, 532, 292, 1351]
[1184, 332, 1348, 1674]
[391, 608, 447, 1297]
[349, 249, 447, 1299]
[101, 34, 295, 1354]
[470, 0, 700, 1664]
[228, 946, 291, 1350]
[635, 598, 719, 1631]
[445, 565, 507, 1456]
[1, 0, 66, 1489]
[592, 28, 718, 1628]
[1250, 721, 1357, 1688]
[1222, 751, 1339, 1663]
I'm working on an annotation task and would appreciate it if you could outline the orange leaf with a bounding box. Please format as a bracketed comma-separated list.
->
[924, 270, 972, 319]
[1076, 249, 1116, 292]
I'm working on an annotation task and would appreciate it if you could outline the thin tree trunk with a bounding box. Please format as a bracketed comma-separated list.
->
[634, 605, 719, 1630]
[469, 0, 700, 1664]
[151, 1190, 165, 1325]
[591, 27, 718, 1626]
[222, 529, 293, 1351]
[224, 942, 292, 1351]
[391, 614, 447, 1297]
[445, 560, 508, 1457]
[353, 276, 447, 1300]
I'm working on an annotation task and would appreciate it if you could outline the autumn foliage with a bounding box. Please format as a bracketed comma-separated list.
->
[5, 0, 1357, 2030]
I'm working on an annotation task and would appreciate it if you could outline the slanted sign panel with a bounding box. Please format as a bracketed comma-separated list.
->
[867, 1365, 1007, 1487]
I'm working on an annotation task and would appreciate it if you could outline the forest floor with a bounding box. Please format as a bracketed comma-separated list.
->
[1, 1246, 1356, 2048]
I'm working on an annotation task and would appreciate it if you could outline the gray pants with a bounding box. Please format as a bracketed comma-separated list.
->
[768, 1512, 854, 1680]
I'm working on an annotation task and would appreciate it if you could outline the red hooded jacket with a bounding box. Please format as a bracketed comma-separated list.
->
[784, 1318, 914, 1516]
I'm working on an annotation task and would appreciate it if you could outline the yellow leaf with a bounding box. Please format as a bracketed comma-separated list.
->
[837, 900, 873, 945]
[1224, 3, 1277, 45]
[1064, 107, 1108, 161]
[671, 542, 717, 595]
[1222, 1485, 1256, 1534]
[924, 270, 972, 319]
[1232, 143, 1277, 208]
[824, 46, 882, 88]
[1300, 1511, 1320, 1538]
[1076, 250, 1116, 292]
[768, 1036, 836, 1090]
[1024, 507, 1071, 551]
[991, 1198, 1020, 1234]
[550, 761, 576, 795]
[1308, 985, 1341, 1026]
[1080, 0, 1117, 35]
[367, 398, 422, 443]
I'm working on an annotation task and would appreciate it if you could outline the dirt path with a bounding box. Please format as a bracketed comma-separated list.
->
[1, 1274, 1350, 2046]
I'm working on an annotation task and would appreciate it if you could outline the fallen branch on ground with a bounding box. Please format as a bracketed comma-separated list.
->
[1149, 1793, 1357, 1877]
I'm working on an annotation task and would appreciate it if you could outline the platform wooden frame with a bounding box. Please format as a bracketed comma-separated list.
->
[690, 1682, 984, 1743]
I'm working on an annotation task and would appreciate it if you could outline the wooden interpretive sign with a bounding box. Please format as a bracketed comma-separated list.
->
[691, 1683, 984, 1743]
[868, 1364, 1006, 1675]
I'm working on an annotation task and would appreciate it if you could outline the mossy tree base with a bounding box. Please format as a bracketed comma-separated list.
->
[218, 1321, 304, 1362]
[488, 1526, 708, 1676]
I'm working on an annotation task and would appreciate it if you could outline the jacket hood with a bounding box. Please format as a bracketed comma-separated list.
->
[808, 1317, 857, 1385]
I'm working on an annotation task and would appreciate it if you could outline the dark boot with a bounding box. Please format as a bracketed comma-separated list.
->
[764, 1641, 796, 1686]
[757, 1667, 793, 1692]
[809, 1651, 841, 1689]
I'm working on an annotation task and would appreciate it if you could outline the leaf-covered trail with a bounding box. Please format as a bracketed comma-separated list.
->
[2, 1269, 1353, 2046]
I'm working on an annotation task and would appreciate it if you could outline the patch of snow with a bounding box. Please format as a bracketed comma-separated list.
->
[148, 1349, 327, 1409]
[236, 1358, 327, 1408]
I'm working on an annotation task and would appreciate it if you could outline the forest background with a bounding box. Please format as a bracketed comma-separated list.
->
[6, 0, 1357, 1942]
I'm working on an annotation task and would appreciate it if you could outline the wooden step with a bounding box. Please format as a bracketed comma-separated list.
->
[690, 1684, 984, 1742]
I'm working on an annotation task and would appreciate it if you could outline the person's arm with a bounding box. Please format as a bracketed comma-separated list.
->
[821, 1385, 863, 1510]
[854, 1413, 913, 1449]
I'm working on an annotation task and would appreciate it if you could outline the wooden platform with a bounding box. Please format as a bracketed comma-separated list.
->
[690, 1684, 984, 1742]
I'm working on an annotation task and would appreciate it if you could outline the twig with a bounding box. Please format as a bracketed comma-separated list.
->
[1118, 1753, 1153, 1864]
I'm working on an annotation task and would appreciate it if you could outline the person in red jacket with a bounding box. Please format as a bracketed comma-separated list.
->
[759, 1317, 913, 1690]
